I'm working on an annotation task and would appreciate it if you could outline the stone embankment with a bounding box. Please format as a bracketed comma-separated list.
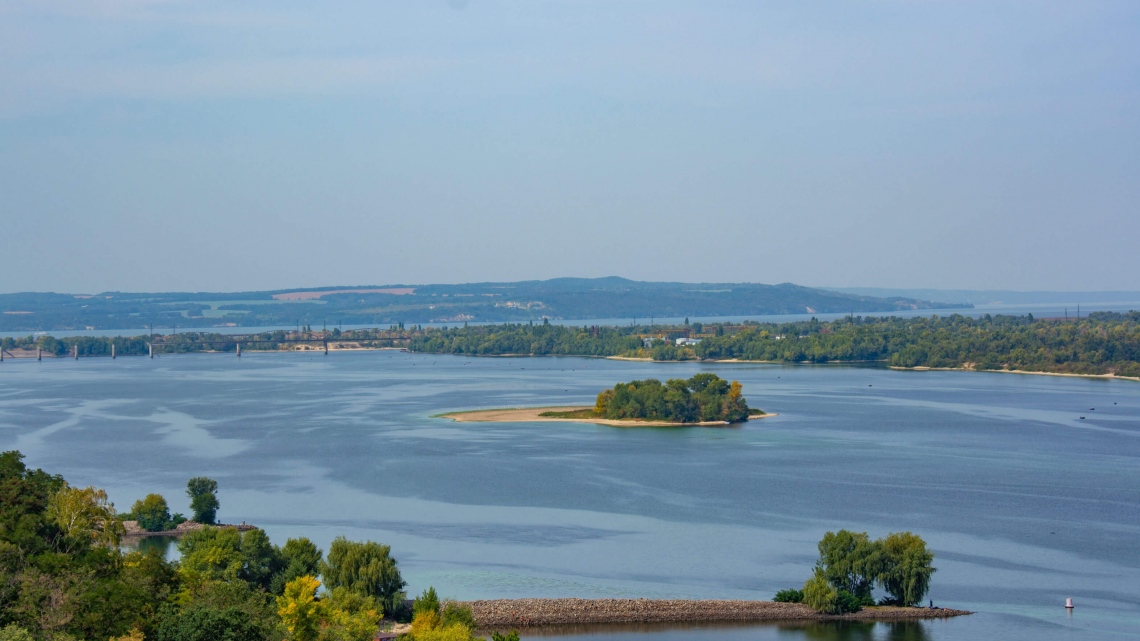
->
[466, 599, 970, 627]
[121, 520, 257, 537]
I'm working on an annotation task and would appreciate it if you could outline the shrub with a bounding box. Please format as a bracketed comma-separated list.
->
[834, 590, 862, 614]
[773, 588, 803, 603]
[440, 601, 475, 629]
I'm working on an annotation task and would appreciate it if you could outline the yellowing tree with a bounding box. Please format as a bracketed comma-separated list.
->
[320, 587, 381, 641]
[278, 575, 324, 641]
[46, 484, 123, 552]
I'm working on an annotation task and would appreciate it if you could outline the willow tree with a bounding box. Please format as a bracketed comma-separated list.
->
[321, 537, 406, 615]
[878, 532, 936, 606]
[816, 529, 883, 604]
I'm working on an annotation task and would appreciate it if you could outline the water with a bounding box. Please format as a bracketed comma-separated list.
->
[4, 300, 1137, 339]
[1, 351, 1138, 639]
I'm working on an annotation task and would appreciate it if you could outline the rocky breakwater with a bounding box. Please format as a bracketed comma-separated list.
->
[466, 599, 970, 627]
[121, 520, 258, 538]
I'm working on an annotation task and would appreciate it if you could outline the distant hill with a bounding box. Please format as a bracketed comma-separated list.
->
[0, 278, 968, 331]
[830, 287, 1140, 306]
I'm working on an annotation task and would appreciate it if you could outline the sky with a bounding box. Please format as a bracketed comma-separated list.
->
[1, 0, 1137, 293]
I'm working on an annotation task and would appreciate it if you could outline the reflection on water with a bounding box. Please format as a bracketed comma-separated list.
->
[122, 535, 179, 561]
[516, 620, 932, 640]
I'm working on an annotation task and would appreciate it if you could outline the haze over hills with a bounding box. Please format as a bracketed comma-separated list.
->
[0, 277, 967, 332]
[830, 288, 1140, 306]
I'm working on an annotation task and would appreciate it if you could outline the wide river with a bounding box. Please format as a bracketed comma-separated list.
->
[1, 351, 1138, 640]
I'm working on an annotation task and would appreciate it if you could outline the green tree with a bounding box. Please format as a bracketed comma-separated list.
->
[186, 478, 220, 525]
[270, 538, 324, 596]
[0, 626, 34, 641]
[878, 532, 936, 606]
[321, 538, 406, 615]
[178, 527, 284, 592]
[171, 579, 281, 638]
[132, 494, 172, 532]
[816, 530, 883, 604]
[241, 529, 285, 592]
[156, 606, 269, 641]
[413, 587, 440, 618]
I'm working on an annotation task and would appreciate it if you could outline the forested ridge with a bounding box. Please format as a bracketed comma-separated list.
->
[0, 278, 963, 332]
[410, 312, 1140, 378]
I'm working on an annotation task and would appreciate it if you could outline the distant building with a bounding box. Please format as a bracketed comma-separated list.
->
[675, 337, 701, 346]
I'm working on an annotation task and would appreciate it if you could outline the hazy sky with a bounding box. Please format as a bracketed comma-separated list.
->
[1, 1, 1137, 293]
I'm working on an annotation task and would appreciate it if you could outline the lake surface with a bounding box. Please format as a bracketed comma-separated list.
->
[1, 352, 1138, 639]
[4, 299, 1138, 339]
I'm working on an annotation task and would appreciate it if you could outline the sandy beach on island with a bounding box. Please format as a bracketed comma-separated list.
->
[439, 406, 776, 427]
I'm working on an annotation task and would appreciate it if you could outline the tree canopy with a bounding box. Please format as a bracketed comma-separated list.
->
[593, 374, 753, 423]
[321, 538, 407, 615]
[187, 477, 220, 525]
[784, 529, 937, 613]
[0, 450, 418, 641]
[408, 312, 1140, 378]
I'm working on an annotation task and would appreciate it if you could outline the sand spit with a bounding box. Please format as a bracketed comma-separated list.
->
[891, 365, 1140, 382]
[439, 407, 775, 427]
[466, 599, 970, 627]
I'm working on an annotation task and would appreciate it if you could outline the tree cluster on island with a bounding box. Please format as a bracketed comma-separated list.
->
[118, 477, 221, 532]
[589, 374, 755, 423]
[0, 450, 510, 641]
[774, 530, 936, 614]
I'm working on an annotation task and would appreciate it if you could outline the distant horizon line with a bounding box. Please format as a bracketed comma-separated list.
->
[2, 277, 1140, 297]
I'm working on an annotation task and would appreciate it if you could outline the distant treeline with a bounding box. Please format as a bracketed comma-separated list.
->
[409, 312, 1140, 378]
[7, 313, 1139, 378]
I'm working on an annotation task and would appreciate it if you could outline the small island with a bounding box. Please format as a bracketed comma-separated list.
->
[442, 374, 773, 427]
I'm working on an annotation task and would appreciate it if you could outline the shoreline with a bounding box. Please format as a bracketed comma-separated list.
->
[465, 599, 970, 628]
[9, 347, 1136, 382]
[605, 355, 1139, 382]
[439, 406, 776, 427]
[889, 365, 1140, 382]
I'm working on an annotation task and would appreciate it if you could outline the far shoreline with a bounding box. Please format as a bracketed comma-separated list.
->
[606, 355, 1139, 382]
[438, 406, 777, 427]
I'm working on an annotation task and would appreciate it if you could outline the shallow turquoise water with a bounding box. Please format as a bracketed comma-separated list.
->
[1, 351, 1137, 639]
